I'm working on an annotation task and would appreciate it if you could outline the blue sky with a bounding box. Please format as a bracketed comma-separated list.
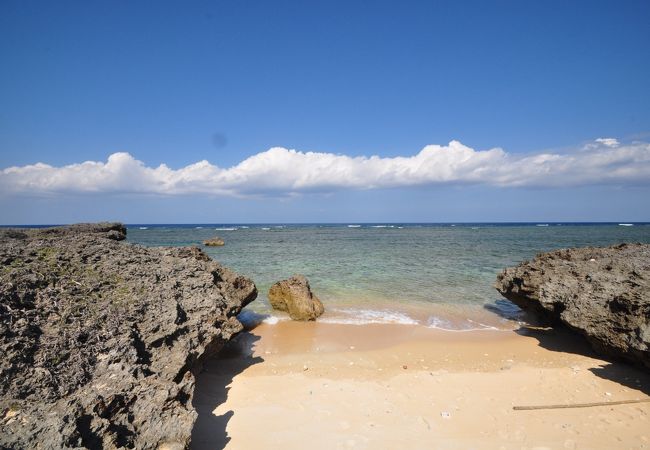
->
[1, 0, 649, 224]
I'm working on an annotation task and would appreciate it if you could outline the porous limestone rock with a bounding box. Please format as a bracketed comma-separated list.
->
[0, 223, 257, 449]
[203, 237, 225, 247]
[495, 243, 650, 370]
[268, 275, 324, 321]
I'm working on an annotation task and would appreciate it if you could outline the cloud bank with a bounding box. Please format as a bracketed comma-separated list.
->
[1, 139, 649, 197]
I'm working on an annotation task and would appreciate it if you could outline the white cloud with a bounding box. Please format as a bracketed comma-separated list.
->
[1, 139, 649, 197]
[594, 138, 620, 148]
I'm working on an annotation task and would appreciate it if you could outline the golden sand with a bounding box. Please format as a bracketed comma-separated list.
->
[192, 322, 650, 449]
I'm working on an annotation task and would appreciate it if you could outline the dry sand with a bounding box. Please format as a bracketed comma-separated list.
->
[192, 322, 650, 449]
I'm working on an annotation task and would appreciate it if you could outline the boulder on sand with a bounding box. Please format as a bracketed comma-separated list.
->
[268, 275, 324, 321]
[203, 236, 225, 246]
[495, 243, 650, 370]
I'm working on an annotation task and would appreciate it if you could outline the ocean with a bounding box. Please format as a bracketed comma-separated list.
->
[127, 223, 650, 331]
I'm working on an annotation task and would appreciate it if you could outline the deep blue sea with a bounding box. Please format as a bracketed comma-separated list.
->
[126, 223, 650, 330]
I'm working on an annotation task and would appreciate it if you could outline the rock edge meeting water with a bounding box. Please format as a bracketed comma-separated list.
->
[126, 223, 650, 331]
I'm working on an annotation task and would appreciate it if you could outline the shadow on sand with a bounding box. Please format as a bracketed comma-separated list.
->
[517, 321, 650, 396]
[485, 299, 650, 396]
[191, 331, 263, 450]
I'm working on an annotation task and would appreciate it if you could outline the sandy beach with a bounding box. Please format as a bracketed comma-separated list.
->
[192, 322, 650, 450]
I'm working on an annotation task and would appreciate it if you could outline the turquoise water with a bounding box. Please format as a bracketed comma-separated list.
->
[127, 223, 650, 330]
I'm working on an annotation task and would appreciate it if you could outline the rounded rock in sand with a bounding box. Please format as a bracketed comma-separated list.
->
[268, 274, 325, 321]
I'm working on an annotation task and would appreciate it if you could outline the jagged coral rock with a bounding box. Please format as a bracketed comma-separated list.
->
[495, 243, 650, 370]
[0, 223, 257, 449]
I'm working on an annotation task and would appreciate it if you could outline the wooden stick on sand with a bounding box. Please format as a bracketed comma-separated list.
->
[514, 398, 650, 411]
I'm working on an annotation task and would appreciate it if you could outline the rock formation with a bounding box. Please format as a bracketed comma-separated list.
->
[203, 237, 225, 247]
[0, 223, 257, 449]
[268, 275, 324, 321]
[495, 243, 650, 370]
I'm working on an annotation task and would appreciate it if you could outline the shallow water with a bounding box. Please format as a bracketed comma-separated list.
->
[127, 223, 650, 329]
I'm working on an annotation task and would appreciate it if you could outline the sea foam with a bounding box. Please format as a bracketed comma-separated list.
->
[320, 308, 419, 325]
[237, 309, 287, 327]
[427, 315, 502, 332]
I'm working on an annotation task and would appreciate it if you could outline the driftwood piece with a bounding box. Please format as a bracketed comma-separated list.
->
[513, 398, 650, 410]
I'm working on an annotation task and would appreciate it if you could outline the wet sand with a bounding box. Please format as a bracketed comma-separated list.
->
[192, 322, 650, 449]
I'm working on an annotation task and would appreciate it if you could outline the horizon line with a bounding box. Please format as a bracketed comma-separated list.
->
[1, 221, 648, 227]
